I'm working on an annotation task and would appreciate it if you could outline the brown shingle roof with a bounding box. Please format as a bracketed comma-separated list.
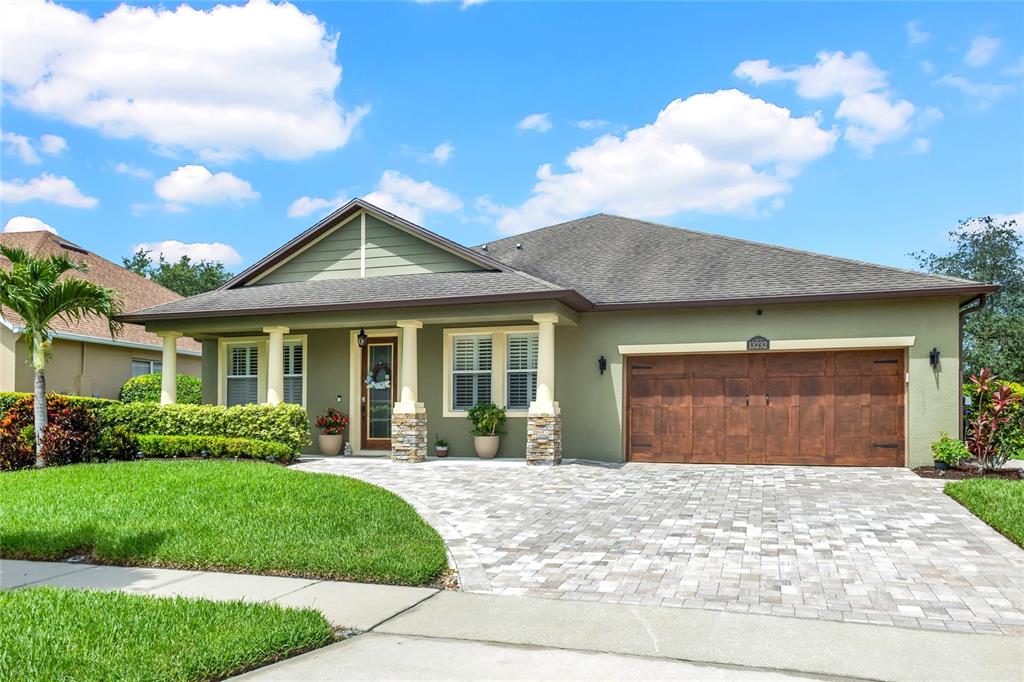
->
[0, 231, 201, 353]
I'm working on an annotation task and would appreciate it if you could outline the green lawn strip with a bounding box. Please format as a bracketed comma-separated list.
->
[0, 460, 447, 585]
[0, 586, 333, 682]
[945, 479, 1024, 548]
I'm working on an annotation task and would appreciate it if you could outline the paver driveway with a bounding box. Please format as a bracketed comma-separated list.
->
[296, 458, 1024, 635]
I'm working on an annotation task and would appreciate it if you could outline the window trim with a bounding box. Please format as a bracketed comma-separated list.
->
[442, 325, 538, 418]
[217, 334, 307, 407]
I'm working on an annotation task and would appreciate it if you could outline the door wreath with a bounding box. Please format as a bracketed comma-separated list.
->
[364, 362, 392, 391]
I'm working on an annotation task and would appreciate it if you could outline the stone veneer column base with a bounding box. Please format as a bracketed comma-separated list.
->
[526, 413, 561, 465]
[391, 411, 427, 463]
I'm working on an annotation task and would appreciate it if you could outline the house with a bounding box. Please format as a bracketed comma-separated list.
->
[1, 230, 201, 399]
[118, 199, 995, 467]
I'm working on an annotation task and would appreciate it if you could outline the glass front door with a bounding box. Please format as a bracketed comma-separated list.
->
[362, 339, 397, 450]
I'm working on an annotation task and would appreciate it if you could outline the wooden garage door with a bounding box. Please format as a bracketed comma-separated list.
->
[626, 350, 905, 466]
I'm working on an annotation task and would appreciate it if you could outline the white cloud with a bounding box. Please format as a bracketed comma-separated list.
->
[496, 90, 837, 234]
[517, 113, 553, 133]
[1, 132, 40, 164]
[0, 0, 369, 161]
[113, 162, 152, 179]
[363, 170, 463, 224]
[577, 119, 610, 130]
[907, 21, 930, 46]
[937, 74, 1016, 109]
[919, 60, 936, 75]
[3, 216, 57, 234]
[38, 134, 67, 156]
[430, 141, 454, 165]
[287, 194, 345, 218]
[154, 165, 259, 207]
[836, 92, 915, 157]
[965, 35, 1001, 68]
[910, 137, 931, 154]
[736, 50, 916, 155]
[0, 173, 98, 208]
[1003, 56, 1024, 77]
[133, 240, 243, 266]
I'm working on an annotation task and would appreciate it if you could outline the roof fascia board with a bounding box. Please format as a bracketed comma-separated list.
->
[53, 331, 202, 356]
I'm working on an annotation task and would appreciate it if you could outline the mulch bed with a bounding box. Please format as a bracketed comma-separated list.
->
[913, 465, 1024, 481]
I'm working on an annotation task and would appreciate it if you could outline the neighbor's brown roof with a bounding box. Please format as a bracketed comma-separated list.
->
[0, 231, 201, 353]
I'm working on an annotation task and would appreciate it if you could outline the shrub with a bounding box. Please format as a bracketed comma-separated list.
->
[96, 426, 140, 462]
[119, 374, 202, 405]
[965, 368, 1022, 471]
[930, 433, 969, 466]
[0, 395, 100, 467]
[0, 429, 34, 471]
[102, 402, 310, 454]
[964, 379, 1024, 460]
[137, 435, 295, 462]
[467, 402, 506, 436]
[0, 392, 118, 416]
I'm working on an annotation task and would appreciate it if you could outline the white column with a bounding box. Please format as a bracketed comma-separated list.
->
[158, 332, 182, 405]
[263, 326, 289, 406]
[529, 313, 559, 416]
[395, 320, 423, 414]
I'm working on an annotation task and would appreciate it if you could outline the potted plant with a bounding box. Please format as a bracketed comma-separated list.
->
[315, 407, 348, 456]
[467, 402, 506, 458]
[930, 432, 968, 471]
[435, 435, 449, 458]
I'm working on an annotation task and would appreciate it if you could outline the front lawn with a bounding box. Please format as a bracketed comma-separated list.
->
[0, 586, 332, 682]
[0, 460, 447, 585]
[945, 479, 1024, 547]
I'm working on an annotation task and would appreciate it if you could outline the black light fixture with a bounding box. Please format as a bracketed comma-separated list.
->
[598, 355, 607, 375]
[930, 347, 941, 368]
[357, 328, 368, 348]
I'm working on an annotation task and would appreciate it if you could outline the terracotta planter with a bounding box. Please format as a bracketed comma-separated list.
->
[319, 434, 344, 456]
[474, 435, 499, 459]
[435, 446, 449, 458]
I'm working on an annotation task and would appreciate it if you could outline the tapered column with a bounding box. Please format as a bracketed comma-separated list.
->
[158, 332, 182, 405]
[528, 314, 561, 465]
[392, 320, 426, 463]
[263, 326, 289, 405]
[395, 320, 423, 413]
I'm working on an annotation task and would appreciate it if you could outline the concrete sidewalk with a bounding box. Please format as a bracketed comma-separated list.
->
[3, 559, 1021, 681]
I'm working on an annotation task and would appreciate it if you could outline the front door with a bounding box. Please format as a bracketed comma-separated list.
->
[361, 338, 398, 450]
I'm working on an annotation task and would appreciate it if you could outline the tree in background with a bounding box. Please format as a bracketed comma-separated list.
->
[911, 216, 1023, 381]
[123, 249, 232, 297]
[0, 246, 122, 465]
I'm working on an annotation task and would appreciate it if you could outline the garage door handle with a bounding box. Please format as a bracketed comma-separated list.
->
[745, 393, 749, 406]
[765, 394, 770, 406]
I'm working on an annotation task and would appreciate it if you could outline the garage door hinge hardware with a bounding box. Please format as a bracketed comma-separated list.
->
[872, 443, 899, 449]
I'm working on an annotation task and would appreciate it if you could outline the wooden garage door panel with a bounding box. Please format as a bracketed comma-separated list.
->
[626, 350, 904, 466]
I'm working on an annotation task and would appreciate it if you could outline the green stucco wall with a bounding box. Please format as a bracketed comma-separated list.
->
[196, 295, 961, 467]
[255, 214, 483, 285]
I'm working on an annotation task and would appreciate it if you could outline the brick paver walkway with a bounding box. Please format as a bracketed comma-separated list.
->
[296, 458, 1024, 635]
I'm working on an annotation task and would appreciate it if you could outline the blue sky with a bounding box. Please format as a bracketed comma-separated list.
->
[1, 0, 1021, 274]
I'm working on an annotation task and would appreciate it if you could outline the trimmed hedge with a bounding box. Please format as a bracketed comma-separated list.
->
[120, 374, 202, 405]
[101, 403, 310, 454]
[0, 392, 118, 416]
[137, 435, 295, 462]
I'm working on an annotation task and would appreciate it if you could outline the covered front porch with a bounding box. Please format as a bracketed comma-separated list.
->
[147, 300, 578, 464]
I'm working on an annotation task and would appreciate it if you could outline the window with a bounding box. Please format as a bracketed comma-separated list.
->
[131, 359, 162, 377]
[283, 341, 304, 405]
[451, 335, 492, 410]
[506, 333, 538, 410]
[226, 344, 258, 406]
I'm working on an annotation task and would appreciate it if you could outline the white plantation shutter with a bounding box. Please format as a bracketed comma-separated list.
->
[283, 341, 304, 405]
[451, 335, 492, 410]
[506, 333, 538, 410]
[227, 344, 258, 406]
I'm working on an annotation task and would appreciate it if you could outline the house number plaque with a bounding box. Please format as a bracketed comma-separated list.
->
[747, 335, 770, 351]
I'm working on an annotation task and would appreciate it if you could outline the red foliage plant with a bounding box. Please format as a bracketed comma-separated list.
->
[966, 368, 1022, 472]
[0, 394, 99, 469]
[315, 407, 349, 435]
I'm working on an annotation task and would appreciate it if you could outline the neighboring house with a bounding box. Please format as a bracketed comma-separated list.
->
[119, 199, 995, 468]
[0, 231, 201, 399]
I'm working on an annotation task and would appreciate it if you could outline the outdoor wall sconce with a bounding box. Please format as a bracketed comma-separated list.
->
[930, 347, 941, 368]
[598, 355, 607, 375]
[357, 328, 368, 348]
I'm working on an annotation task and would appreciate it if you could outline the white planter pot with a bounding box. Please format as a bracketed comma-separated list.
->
[474, 435, 499, 459]
[318, 434, 344, 456]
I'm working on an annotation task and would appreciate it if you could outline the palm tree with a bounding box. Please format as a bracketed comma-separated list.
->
[0, 245, 123, 466]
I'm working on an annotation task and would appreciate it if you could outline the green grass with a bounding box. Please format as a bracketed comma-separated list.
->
[0, 460, 447, 585]
[945, 479, 1024, 547]
[0, 586, 333, 682]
